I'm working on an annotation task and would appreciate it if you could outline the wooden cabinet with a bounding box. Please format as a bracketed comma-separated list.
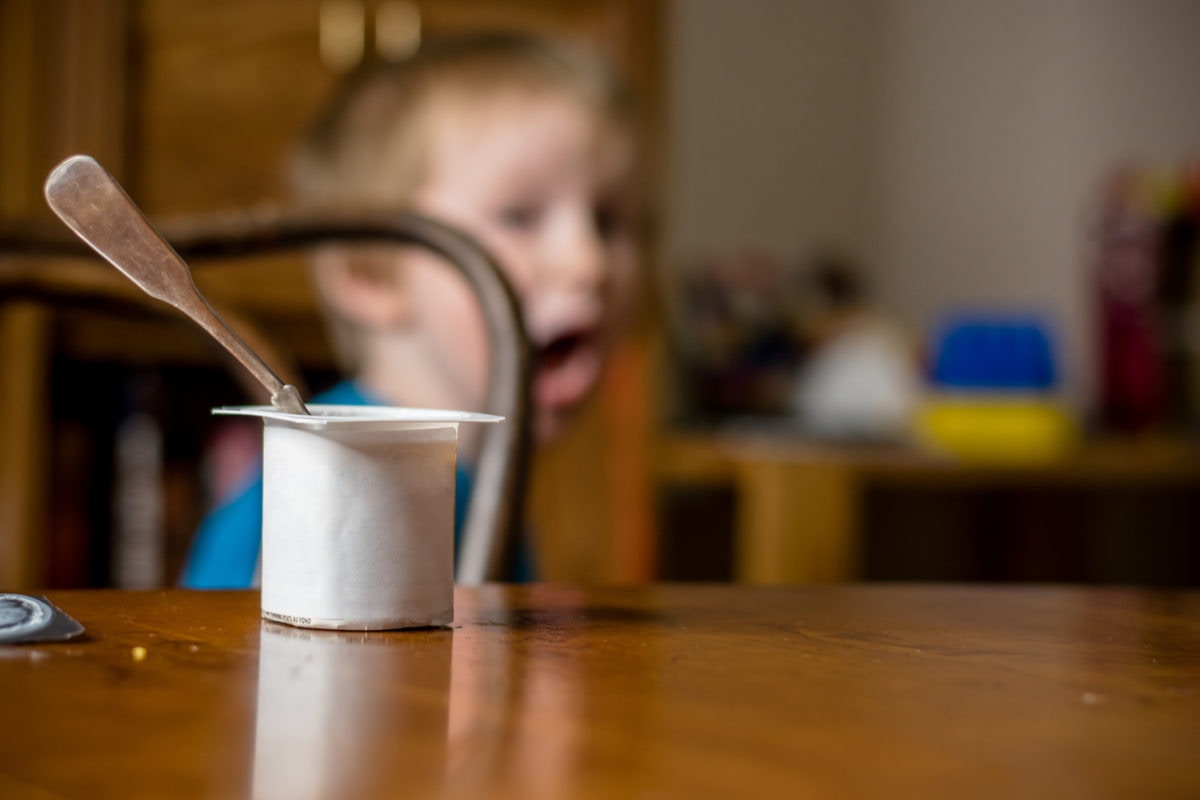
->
[657, 432, 1200, 585]
[0, 0, 662, 589]
[134, 0, 660, 216]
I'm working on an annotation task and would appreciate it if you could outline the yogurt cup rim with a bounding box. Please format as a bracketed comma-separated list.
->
[214, 403, 503, 429]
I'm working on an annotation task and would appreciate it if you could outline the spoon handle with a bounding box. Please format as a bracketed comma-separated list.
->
[44, 155, 309, 415]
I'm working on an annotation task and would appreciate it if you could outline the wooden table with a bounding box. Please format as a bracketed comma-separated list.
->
[2, 585, 1198, 799]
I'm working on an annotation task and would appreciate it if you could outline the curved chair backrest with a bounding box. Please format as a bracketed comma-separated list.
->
[0, 210, 532, 584]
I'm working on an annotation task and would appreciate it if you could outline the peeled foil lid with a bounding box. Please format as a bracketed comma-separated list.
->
[0, 594, 85, 644]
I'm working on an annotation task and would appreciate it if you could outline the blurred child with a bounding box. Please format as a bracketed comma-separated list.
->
[182, 32, 641, 587]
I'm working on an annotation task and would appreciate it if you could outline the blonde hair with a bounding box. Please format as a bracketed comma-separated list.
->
[289, 31, 633, 208]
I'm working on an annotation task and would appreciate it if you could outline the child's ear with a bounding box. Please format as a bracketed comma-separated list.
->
[312, 246, 411, 329]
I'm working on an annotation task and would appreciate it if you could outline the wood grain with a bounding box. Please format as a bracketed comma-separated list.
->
[2, 585, 1197, 798]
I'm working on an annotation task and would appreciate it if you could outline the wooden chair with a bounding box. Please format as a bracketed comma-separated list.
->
[0, 210, 532, 585]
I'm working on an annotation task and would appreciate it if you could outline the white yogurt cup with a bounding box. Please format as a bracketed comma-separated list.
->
[215, 404, 501, 630]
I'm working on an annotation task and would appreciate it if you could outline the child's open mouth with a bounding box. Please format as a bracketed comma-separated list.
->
[533, 328, 602, 410]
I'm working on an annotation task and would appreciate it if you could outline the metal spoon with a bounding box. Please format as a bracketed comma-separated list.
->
[44, 155, 309, 415]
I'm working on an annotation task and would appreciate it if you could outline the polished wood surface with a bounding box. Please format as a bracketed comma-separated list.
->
[2, 585, 1198, 798]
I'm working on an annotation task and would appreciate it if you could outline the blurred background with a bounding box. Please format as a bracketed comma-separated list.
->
[2, 0, 1199, 590]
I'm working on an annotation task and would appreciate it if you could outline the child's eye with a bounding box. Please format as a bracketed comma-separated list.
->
[593, 204, 630, 241]
[497, 205, 542, 231]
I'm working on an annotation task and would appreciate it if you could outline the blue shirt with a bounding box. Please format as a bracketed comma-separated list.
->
[180, 381, 531, 587]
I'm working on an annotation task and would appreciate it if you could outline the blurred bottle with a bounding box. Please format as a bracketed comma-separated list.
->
[1155, 164, 1200, 429]
[1094, 167, 1165, 432]
[1093, 164, 1200, 434]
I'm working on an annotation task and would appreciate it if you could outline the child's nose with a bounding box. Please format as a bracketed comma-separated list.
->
[545, 215, 607, 291]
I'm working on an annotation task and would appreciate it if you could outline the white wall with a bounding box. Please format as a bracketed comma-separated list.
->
[666, 0, 873, 262]
[666, 0, 1200, 405]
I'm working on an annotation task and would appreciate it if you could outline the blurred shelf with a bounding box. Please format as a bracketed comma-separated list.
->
[658, 429, 1200, 584]
[662, 430, 1200, 484]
